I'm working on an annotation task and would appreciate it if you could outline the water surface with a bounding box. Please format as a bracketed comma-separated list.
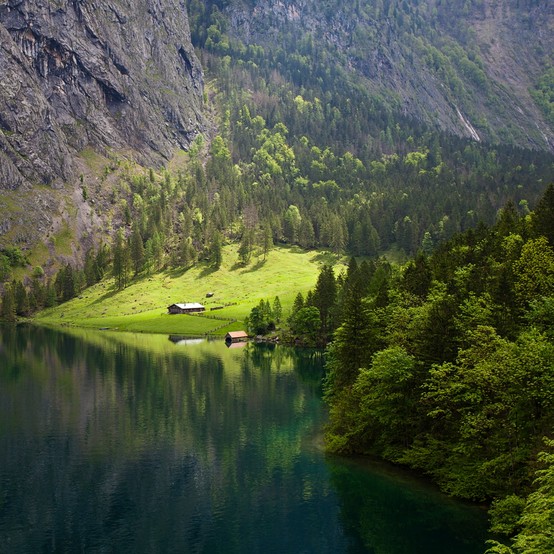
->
[0, 325, 489, 553]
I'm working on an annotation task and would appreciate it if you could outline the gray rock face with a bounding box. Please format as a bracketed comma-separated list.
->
[0, 0, 204, 190]
[224, 0, 553, 151]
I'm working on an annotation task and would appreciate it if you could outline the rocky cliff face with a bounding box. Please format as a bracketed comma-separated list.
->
[0, 0, 204, 192]
[223, 0, 553, 151]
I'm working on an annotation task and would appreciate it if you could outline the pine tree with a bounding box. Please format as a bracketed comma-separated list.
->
[272, 296, 282, 323]
[113, 229, 131, 289]
[326, 283, 377, 389]
[84, 247, 97, 287]
[62, 264, 76, 301]
[94, 243, 110, 281]
[55, 265, 76, 302]
[150, 231, 164, 271]
[284, 205, 301, 244]
[288, 292, 305, 326]
[262, 224, 273, 260]
[210, 231, 223, 269]
[298, 217, 315, 248]
[44, 279, 57, 308]
[532, 183, 554, 245]
[238, 228, 253, 265]
[1, 283, 16, 321]
[325, 257, 381, 390]
[130, 223, 145, 276]
[30, 273, 45, 310]
[313, 264, 338, 339]
[181, 236, 197, 268]
[14, 280, 30, 316]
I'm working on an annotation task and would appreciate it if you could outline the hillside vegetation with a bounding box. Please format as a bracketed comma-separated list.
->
[1, 2, 554, 549]
[1, 0, 553, 274]
[321, 184, 554, 553]
[191, 0, 553, 149]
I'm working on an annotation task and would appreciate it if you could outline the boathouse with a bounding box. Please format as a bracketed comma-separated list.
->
[225, 331, 248, 343]
[167, 302, 206, 314]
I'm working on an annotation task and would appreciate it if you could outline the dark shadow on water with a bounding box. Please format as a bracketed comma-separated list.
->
[326, 453, 490, 554]
[168, 335, 207, 345]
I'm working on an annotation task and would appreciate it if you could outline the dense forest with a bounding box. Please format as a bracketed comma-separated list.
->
[186, 0, 553, 254]
[259, 184, 552, 553]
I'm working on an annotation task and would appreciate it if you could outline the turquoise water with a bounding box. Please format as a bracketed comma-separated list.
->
[0, 325, 489, 553]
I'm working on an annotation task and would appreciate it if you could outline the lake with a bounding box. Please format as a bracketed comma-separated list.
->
[0, 324, 489, 553]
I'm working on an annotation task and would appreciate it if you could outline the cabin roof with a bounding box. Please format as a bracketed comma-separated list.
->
[169, 302, 205, 310]
[226, 331, 248, 339]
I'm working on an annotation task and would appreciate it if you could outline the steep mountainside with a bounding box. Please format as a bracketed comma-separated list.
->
[0, 0, 204, 250]
[1, 0, 553, 274]
[200, 0, 553, 150]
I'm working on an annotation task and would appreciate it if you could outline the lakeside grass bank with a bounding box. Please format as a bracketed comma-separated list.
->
[35, 245, 346, 336]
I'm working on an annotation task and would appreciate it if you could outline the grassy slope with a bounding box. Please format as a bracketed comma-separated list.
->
[36, 245, 345, 335]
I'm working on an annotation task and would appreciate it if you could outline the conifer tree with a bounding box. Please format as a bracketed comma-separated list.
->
[292, 292, 304, 313]
[95, 243, 110, 282]
[210, 231, 223, 269]
[14, 280, 30, 316]
[313, 264, 338, 339]
[181, 236, 197, 268]
[272, 296, 282, 323]
[284, 205, 301, 244]
[1, 283, 16, 322]
[262, 224, 273, 260]
[44, 279, 57, 308]
[238, 228, 253, 265]
[326, 278, 376, 389]
[130, 223, 145, 276]
[84, 247, 97, 287]
[532, 183, 554, 245]
[113, 229, 131, 289]
[29, 275, 45, 311]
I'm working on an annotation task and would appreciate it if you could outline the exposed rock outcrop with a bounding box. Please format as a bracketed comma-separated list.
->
[0, 0, 204, 191]
[223, 0, 553, 151]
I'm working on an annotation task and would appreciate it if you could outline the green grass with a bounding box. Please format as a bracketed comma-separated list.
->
[52, 222, 74, 257]
[36, 245, 346, 335]
[27, 241, 50, 270]
[79, 147, 109, 173]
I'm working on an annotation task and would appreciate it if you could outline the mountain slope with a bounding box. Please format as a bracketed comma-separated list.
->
[1, 0, 553, 274]
[197, 0, 553, 150]
[0, 0, 204, 252]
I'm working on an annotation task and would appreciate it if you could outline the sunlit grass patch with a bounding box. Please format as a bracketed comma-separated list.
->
[36, 245, 346, 335]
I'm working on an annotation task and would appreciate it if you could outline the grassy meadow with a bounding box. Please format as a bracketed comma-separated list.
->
[36, 245, 346, 336]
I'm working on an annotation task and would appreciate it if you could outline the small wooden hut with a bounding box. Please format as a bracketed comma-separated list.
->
[225, 331, 248, 343]
[167, 303, 206, 314]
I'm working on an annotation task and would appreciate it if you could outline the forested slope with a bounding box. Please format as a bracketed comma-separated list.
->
[2, 0, 554, 325]
[190, 0, 553, 149]
[320, 184, 554, 553]
[181, 0, 554, 259]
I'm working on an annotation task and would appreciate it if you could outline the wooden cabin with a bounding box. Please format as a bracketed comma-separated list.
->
[225, 331, 248, 343]
[167, 303, 206, 314]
